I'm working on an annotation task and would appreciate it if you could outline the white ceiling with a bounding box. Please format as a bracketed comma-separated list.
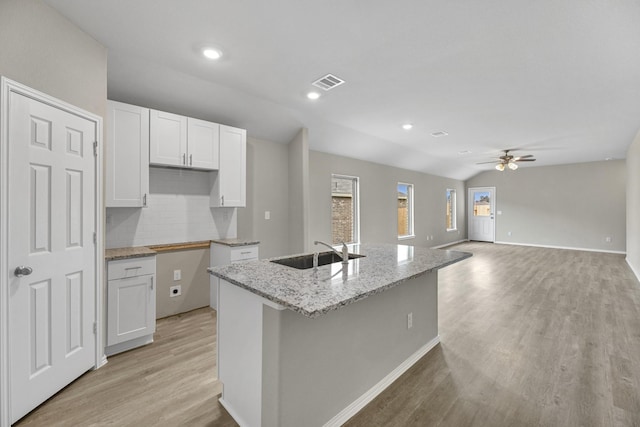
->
[44, 0, 640, 180]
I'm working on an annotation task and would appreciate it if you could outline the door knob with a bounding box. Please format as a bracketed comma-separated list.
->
[14, 266, 33, 277]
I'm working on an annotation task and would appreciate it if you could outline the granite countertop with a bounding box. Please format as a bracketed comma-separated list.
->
[106, 239, 259, 260]
[211, 238, 260, 247]
[208, 243, 472, 318]
[105, 246, 157, 261]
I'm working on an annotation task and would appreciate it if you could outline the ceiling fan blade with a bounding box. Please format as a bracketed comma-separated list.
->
[515, 158, 536, 162]
[476, 161, 501, 165]
[515, 154, 534, 159]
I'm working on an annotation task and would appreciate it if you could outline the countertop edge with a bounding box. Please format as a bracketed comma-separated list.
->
[105, 249, 157, 261]
[106, 238, 260, 260]
[211, 239, 261, 247]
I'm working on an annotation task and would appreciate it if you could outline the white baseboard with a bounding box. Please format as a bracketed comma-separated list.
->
[96, 355, 108, 369]
[431, 239, 467, 249]
[627, 258, 640, 283]
[219, 398, 250, 427]
[495, 240, 626, 255]
[104, 334, 153, 357]
[323, 335, 441, 427]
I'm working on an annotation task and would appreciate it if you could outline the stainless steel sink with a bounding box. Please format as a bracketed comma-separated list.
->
[271, 251, 365, 270]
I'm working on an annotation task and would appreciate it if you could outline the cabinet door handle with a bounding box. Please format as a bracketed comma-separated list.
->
[241, 251, 252, 255]
[190, 154, 193, 166]
[124, 266, 142, 270]
[183, 153, 186, 165]
[143, 193, 147, 207]
[150, 276, 154, 290]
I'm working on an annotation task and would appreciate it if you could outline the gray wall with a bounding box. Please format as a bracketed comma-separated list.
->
[262, 272, 438, 426]
[309, 151, 466, 249]
[287, 129, 310, 254]
[466, 160, 626, 253]
[0, 0, 107, 119]
[627, 131, 640, 278]
[155, 248, 210, 319]
[238, 136, 291, 259]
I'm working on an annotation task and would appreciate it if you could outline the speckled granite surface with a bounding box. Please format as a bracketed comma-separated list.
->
[105, 246, 156, 260]
[211, 238, 260, 247]
[208, 243, 471, 318]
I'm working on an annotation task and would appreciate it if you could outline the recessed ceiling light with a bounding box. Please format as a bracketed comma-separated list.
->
[431, 131, 448, 137]
[402, 123, 413, 130]
[307, 91, 320, 100]
[202, 48, 222, 60]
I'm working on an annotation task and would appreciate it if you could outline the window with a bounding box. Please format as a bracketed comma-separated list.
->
[472, 190, 491, 216]
[398, 182, 414, 238]
[331, 175, 359, 244]
[446, 189, 457, 231]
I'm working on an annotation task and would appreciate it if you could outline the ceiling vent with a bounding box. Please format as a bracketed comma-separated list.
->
[431, 131, 448, 137]
[312, 74, 345, 91]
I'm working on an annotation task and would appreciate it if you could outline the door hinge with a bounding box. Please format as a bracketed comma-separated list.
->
[93, 141, 98, 156]
[93, 322, 97, 335]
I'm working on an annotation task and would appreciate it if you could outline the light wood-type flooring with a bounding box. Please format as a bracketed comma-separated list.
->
[15, 242, 640, 426]
[15, 307, 236, 426]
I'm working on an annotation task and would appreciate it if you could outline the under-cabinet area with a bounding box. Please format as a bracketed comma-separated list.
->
[152, 243, 213, 319]
[105, 99, 246, 209]
[103, 240, 257, 357]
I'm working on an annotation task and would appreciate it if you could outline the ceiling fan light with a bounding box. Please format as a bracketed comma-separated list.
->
[508, 162, 518, 170]
[495, 163, 505, 171]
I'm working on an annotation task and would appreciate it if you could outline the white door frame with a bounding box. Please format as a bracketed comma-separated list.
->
[468, 186, 496, 242]
[0, 77, 104, 427]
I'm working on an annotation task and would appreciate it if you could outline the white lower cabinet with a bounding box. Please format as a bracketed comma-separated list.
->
[210, 242, 259, 310]
[106, 256, 156, 356]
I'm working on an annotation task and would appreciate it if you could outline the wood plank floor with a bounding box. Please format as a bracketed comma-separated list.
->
[346, 242, 640, 427]
[15, 242, 640, 426]
[15, 307, 237, 426]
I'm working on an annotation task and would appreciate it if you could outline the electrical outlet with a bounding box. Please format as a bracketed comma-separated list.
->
[173, 270, 181, 281]
[169, 285, 182, 297]
[507, 231, 512, 236]
[605, 236, 612, 243]
[407, 312, 413, 329]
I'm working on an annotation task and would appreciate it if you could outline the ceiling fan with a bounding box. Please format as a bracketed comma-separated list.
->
[477, 149, 536, 171]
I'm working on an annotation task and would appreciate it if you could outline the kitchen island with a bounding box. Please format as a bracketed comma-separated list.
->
[208, 243, 471, 427]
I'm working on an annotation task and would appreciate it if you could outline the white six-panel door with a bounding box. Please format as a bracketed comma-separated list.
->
[7, 91, 97, 423]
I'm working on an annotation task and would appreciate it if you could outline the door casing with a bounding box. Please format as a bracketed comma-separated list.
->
[0, 77, 105, 427]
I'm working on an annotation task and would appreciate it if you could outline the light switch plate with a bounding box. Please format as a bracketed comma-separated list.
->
[265, 211, 271, 220]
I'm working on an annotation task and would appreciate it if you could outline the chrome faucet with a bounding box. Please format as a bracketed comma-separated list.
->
[314, 240, 349, 266]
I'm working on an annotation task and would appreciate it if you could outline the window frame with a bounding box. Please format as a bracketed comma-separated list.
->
[397, 182, 415, 240]
[446, 188, 457, 231]
[331, 174, 360, 245]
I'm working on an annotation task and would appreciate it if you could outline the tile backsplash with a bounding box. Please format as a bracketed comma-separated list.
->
[105, 167, 237, 248]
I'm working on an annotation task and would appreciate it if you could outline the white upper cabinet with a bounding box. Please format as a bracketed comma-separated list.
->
[149, 109, 186, 167]
[211, 125, 247, 207]
[188, 117, 220, 169]
[150, 109, 219, 170]
[106, 100, 150, 207]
